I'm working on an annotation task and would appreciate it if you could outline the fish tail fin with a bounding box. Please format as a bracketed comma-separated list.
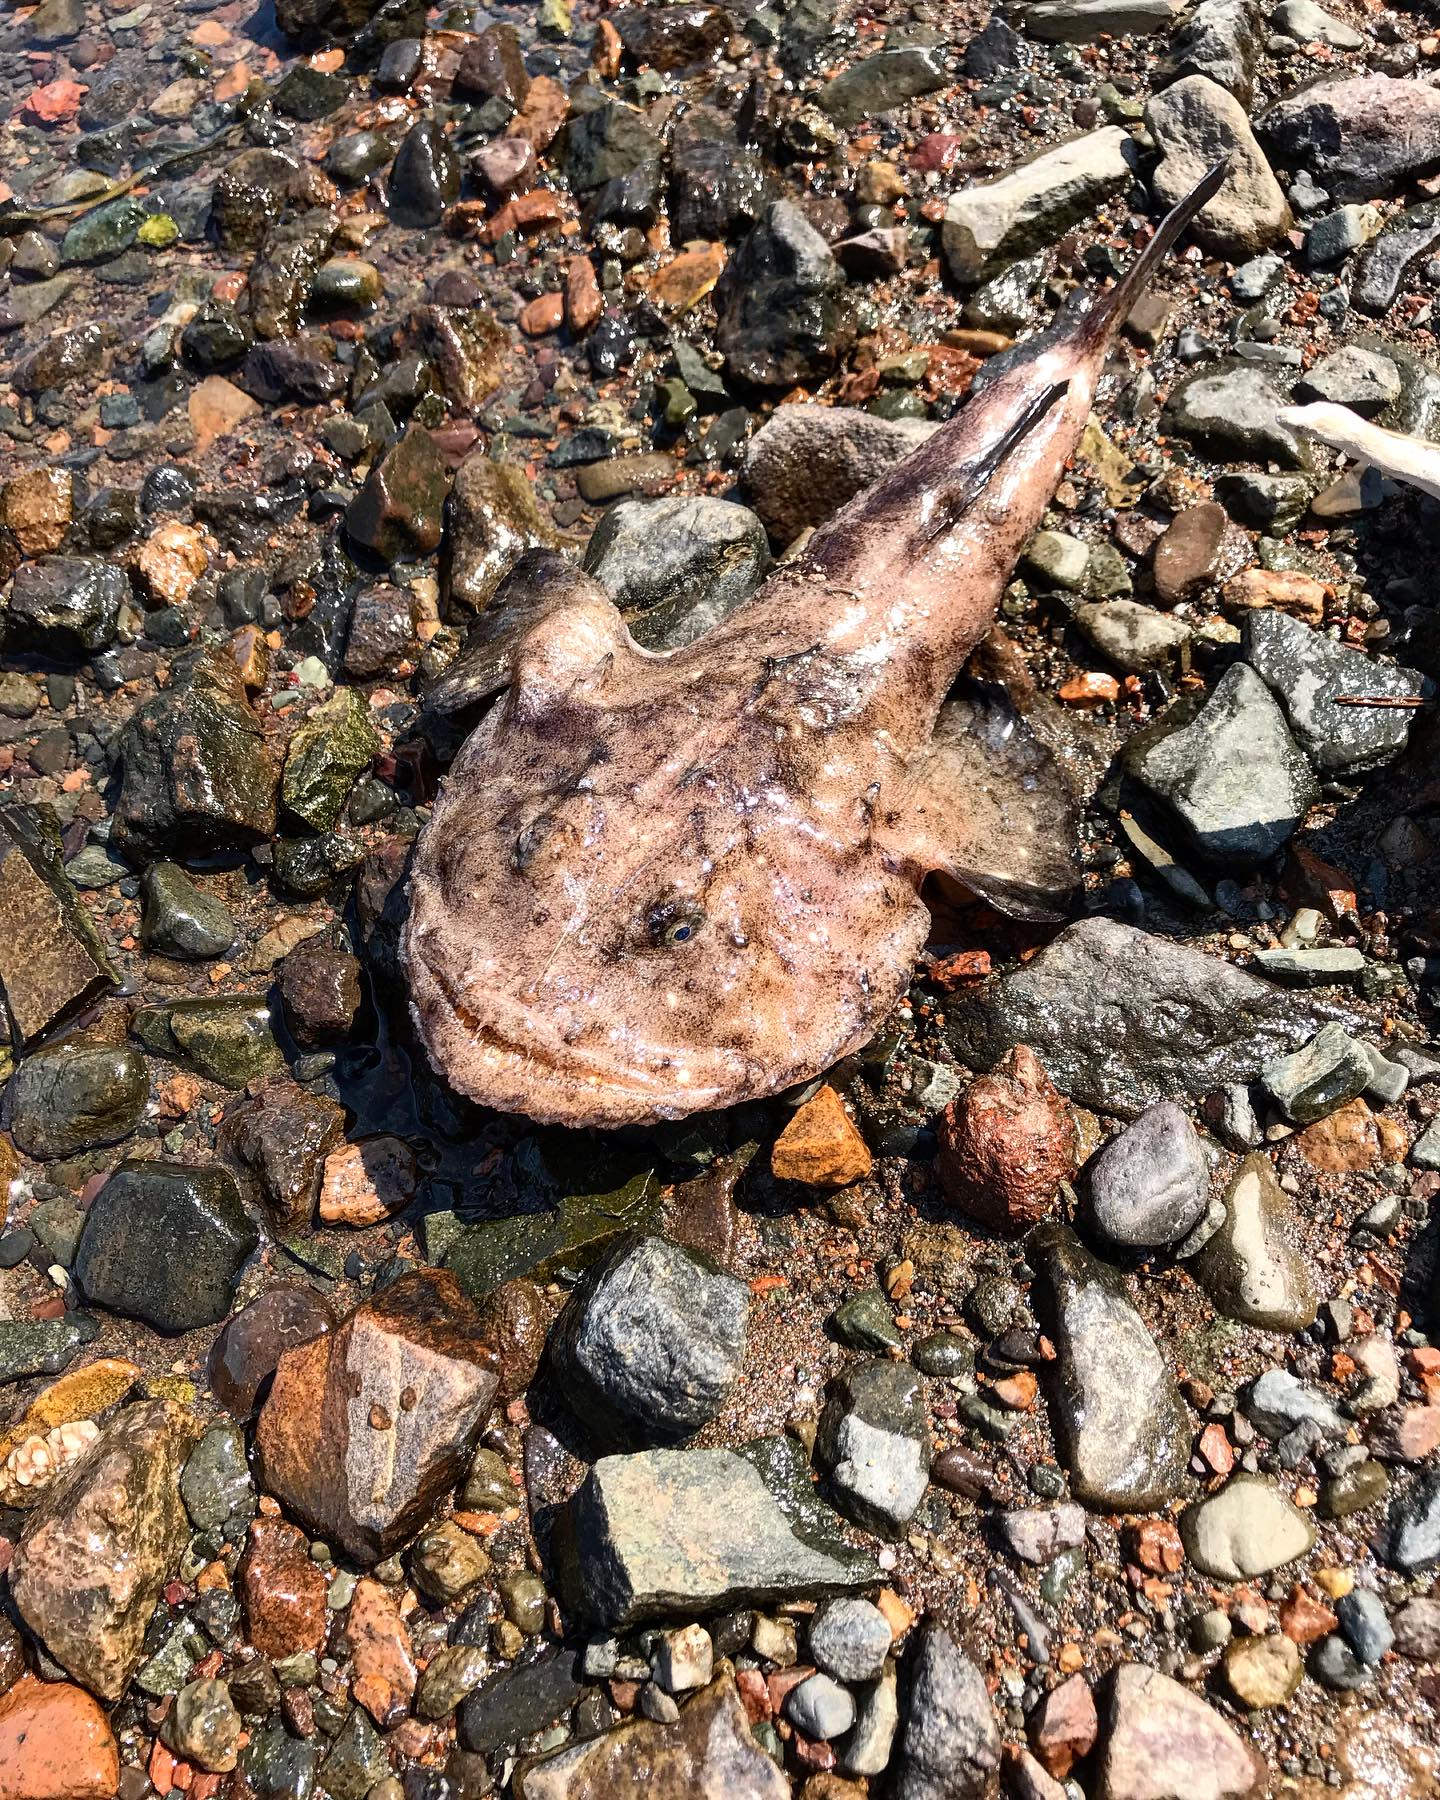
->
[1074, 157, 1230, 357]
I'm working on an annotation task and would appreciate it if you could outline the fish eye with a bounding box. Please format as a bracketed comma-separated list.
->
[647, 902, 705, 948]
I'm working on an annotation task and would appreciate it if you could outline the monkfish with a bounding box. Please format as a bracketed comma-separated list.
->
[403, 163, 1227, 1129]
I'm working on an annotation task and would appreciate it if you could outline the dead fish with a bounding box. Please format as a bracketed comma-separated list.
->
[1277, 401, 1440, 504]
[403, 162, 1228, 1130]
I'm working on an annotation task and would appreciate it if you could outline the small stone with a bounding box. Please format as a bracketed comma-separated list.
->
[1262, 74, 1440, 202]
[1166, 362, 1309, 467]
[552, 1233, 748, 1448]
[891, 1623, 1000, 1800]
[1029, 1673, 1097, 1780]
[446, 452, 566, 611]
[772, 1086, 873, 1188]
[0, 468, 72, 556]
[715, 201, 845, 389]
[0, 1676, 118, 1800]
[583, 495, 770, 650]
[1182, 1474, 1315, 1582]
[208, 1284, 334, 1417]
[1195, 1152, 1318, 1331]
[742, 405, 935, 542]
[319, 1708, 390, 1800]
[6, 1038, 147, 1160]
[11, 1399, 192, 1700]
[0, 807, 116, 1044]
[808, 1598, 892, 1683]
[344, 1577, 417, 1727]
[389, 116, 459, 227]
[1262, 1023, 1372, 1124]
[1146, 77, 1290, 256]
[277, 942, 363, 1047]
[180, 1420, 255, 1535]
[75, 1162, 258, 1333]
[1001, 1503, 1086, 1567]
[239, 1515, 328, 1660]
[141, 864, 235, 960]
[1223, 1635, 1302, 1709]
[1086, 1101, 1210, 1249]
[1098, 1665, 1260, 1800]
[163, 1679, 243, 1773]
[346, 428, 451, 562]
[219, 1076, 345, 1234]
[282, 687, 379, 832]
[816, 1358, 932, 1537]
[651, 1622, 714, 1694]
[936, 1047, 1077, 1232]
[787, 1672, 855, 1741]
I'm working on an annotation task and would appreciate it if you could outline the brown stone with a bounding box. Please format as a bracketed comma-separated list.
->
[416, 304, 509, 413]
[1221, 568, 1326, 626]
[208, 1283, 334, 1418]
[936, 1046, 1077, 1233]
[474, 135, 535, 199]
[446, 450, 568, 612]
[0, 1675, 119, 1800]
[345, 427, 451, 562]
[1152, 502, 1226, 604]
[1006, 1745, 1069, 1800]
[1127, 1517, 1184, 1576]
[1371, 1404, 1440, 1463]
[471, 1277, 553, 1402]
[1295, 1096, 1379, 1172]
[133, 521, 208, 608]
[511, 75, 569, 153]
[0, 468, 72, 557]
[239, 1514, 329, 1661]
[1029, 1672, 1097, 1779]
[565, 254, 603, 334]
[771, 1086, 874, 1189]
[1281, 844, 1358, 922]
[10, 1400, 193, 1701]
[646, 242, 727, 314]
[219, 1075, 346, 1232]
[0, 803, 117, 1044]
[520, 292, 565, 336]
[1278, 1587, 1338, 1645]
[344, 1578, 417, 1728]
[277, 942, 363, 1047]
[254, 1270, 500, 1563]
[319, 1137, 417, 1226]
[188, 375, 261, 454]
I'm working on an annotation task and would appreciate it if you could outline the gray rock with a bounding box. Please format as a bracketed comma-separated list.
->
[1023, 529, 1091, 591]
[74, 1161, 258, 1333]
[941, 127, 1133, 284]
[1182, 1474, 1316, 1580]
[583, 496, 770, 650]
[786, 1671, 855, 1740]
[1391, 1597, 1440, 1661]
[816, 1358, 932, 1537]
[999, 1503, 1086, 1566]
[1161, 0, 1265, 103]
[819, 45, 948, 123]
[1310, 1635, 1372, 1691]
[1294, 346, 1401, 415]
[6, 1038, 148, 1160]
[457, 1650, 587, 1757]
[1243, 609, 1424, 775]
[319, 1708, 389, 1800]
[1029, 1225, 1189, 1511]
[1194, 1153, 1318, 1331]
[1087, 1101, 1210, 1249]
[1262, 75, 1440, 201]
[1074, 600, 1190, 672]
[164, 1679, 243, 1774]
[1355, 203, 1440, 316]
[1230, 253, 1285, 302]
[7, 556, 126, 658]
[1215, 470, 1315, 532]
[891, 1623, 1000, 1800]
[845, 1664, 899, 1777]
[1271, 0, 1362, 45]
[181, 1421, 256, 1535]
[560, 1438, 876, 1630]
[552, 1234, 748, 1449]
[1361, 1042, 1409, 1104]
[715, 201, 845, 389]
[1145, 76, 1290, 256]
[808, 1597, 892, 1682]
[1337, 1588, 1393, 1665]
[1413, 1116, 1440, 1171]
[1244, 1368, 1345, 1440]
[1387, 1472, 1440, 1572]
[141, 863, 236, 960]
[1305, 203, 1383, 269]
[1164, 362, 1309, 467]
[1261, 1021, 1372, 1123]
[1130, 663, 1318, 869]
[1021, 0, 1182, 40]
[1251, 946, 1365, 986]
[947, 916, 1351, 1118]
[0, 1316, 97, 1385]
[741, 404, 935, 543]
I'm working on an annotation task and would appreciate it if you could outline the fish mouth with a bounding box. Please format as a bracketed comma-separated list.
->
[404, 934, 744, 1128]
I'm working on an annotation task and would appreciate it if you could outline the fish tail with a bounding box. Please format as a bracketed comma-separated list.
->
[1073, 157, 1231, 356]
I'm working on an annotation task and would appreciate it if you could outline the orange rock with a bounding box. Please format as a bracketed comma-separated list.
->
[991, 1370, 1038, 1411]
[318, 1137, 417, 1227]
[511, 76, 569, 152]
[154, 1073, 203, 1125]
[0, 1675, 119, 1800]
[484, 188, 565, 242]
[1197, 1421, 1234, 1477]
[1372, 1404, 1440, 1462]
[344, 1577, 417, 1728]
[592, 15, 623, 75]
[1221, 568, 1326, 626]
[1128, 1517, 1184, 1575]
[230, 624, 271, 693]
[646, 243, 727, 314]
[1057, 672, 1118, 706]
[134, 521, 209, 608]
[0, 468, 72, 556]
[188, 376, 260, 454]
[875, 1587, 916, 1640]
[519, 292, 564, 336]
[23, 81, 86, 126]
[770, 1086, 873, 1189]
[936, 1046, 1077, 1232]
[1281, 844, 1358, 923]
[1376, 1115, 1407, 1163]
[1279, 1587, 1338, 1645]
[565, 255, 602, 334]
[1295, 1097, 1378, 1173]
[926, 949, 991, 990]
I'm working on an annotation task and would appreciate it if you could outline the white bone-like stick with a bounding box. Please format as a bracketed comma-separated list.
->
[1277, 402, 1440, 504]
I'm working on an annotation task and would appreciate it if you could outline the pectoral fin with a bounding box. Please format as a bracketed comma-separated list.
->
[886, 679, 1082, 921]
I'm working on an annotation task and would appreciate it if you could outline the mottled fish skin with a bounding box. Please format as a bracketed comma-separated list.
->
[403, 166, 1228, 1129]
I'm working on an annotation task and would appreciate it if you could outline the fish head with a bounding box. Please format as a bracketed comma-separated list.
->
[403, 651, 926, 1129]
